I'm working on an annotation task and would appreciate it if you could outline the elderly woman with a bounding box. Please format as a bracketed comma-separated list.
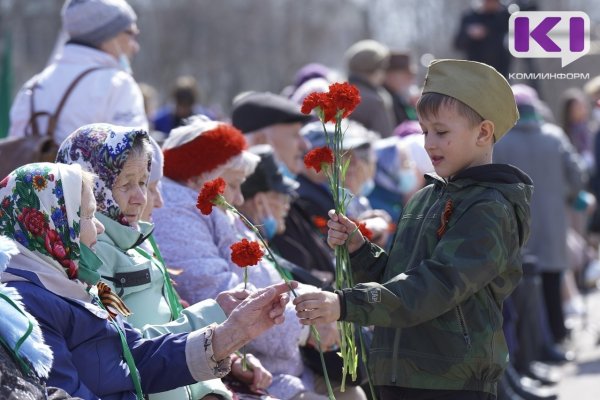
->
[143, 131, 274, 398]
[153, 117, 365, 400]
[0, 162, 292, 399]
[0, 236, 61, 400]
[56, 124, 272, 400]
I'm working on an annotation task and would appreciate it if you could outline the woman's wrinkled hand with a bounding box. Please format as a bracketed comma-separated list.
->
[212, 281, 298, 360]
[216, 288, 250, 316]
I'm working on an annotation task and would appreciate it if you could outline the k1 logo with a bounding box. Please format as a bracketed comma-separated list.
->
[509, 11, 590, 67]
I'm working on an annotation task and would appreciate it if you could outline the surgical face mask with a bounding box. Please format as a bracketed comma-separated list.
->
[77, 243, 103, 285]
[398, 169, 419, 194]
[278, 163, 297, 180]
[114, 42, 133, 75]
[118, 53, 133, 75]
[359, 178, 375, 197]
[261, 215, 278, 240]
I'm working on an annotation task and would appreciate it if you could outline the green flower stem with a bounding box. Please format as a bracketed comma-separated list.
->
[318, 111, 376, 399]
[218, 199, 336, 400]
[321, 113, 361, 391]
[242, 268, 248, 371]
[358, 326, 378, 400]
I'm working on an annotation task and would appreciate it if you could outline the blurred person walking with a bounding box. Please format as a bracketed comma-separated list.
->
[494, 85, 587, 346]
[9, 0, 147, 147]
[454, 0, 512, 78]
[345, 40, 396, 138]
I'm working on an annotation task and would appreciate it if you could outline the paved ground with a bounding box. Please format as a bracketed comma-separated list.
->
[556, 288, 600, 399]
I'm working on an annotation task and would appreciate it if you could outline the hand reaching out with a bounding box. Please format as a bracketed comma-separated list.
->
[216, 288, 250, 316]
[212, 281, 298, 360]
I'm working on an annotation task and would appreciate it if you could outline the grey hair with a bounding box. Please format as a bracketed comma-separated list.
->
[128, 133, 153, 165]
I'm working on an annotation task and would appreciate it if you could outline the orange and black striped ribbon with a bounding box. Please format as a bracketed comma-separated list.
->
[436, 198, 454, 239]
[96, 281, 132, 319]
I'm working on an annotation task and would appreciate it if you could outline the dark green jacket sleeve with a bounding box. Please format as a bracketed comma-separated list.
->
[342, 199, 518, 328]
[349, 240, 388, 284]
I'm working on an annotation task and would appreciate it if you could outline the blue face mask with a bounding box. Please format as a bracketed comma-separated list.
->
[119, 54, 133, 75]
[278, 163, 297, 180]
[398, 169, 419, 194]
[261, 215, 278, 240]
[359, 178, 375, 197]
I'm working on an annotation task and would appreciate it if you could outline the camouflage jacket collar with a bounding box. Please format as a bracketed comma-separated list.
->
[425, 164, 532, 190]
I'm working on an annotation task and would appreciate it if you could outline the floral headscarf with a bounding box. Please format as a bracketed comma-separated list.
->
[56, 123, 150, 226]
[0, 163, 84, 279]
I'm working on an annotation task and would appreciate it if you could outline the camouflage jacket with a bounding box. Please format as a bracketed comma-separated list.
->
[340, 164, 532, 395]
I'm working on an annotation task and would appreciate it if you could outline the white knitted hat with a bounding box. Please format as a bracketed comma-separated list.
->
[61, 0, 137, 46]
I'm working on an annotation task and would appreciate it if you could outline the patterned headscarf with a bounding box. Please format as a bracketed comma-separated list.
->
[0, 163, 131, 318]
[0, 163, 84, 279]
[56, 123, 150, 226]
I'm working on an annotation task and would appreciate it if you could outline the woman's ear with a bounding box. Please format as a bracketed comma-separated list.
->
[477, 120, 495, 145]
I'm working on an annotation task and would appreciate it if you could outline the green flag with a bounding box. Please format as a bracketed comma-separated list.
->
[0, 31, 13, 139]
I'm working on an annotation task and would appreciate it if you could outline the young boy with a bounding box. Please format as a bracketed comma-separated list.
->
[294, 59, 533, 400]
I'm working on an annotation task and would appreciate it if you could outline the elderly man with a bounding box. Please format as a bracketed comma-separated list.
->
[231, 91, 311, 179]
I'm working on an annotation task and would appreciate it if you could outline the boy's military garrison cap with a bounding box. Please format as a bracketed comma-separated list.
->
[422, 59, 518, 142]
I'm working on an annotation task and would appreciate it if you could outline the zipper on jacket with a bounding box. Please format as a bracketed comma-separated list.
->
[392, 185, 446, 382]
[405, 186, 447, 272]
[391, 329, 401, 383]
[455, 305, 472, 349]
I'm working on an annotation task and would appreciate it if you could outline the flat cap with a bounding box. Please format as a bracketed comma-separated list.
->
[241, 145, 299, 199]
[345, 40, 390, 74]
[422, 59, 518, 142]
[231, 91, 311, 134]
[387, 51, 416, 74]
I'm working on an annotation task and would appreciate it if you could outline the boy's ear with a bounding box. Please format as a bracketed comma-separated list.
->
[477, 120, 495, 144]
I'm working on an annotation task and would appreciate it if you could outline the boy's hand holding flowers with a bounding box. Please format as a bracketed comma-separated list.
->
[326, 210, 365, 253]
[294, 291, 341, 326]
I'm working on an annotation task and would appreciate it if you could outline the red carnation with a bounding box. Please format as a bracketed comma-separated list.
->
[0, 176, 8, 189]
[301, 92, 324, 115]
[196, 178, 226, 215]
[328, 82, 361, 119]
[230, 239, 264, 268]
[304, 146, 334, 173]
[301, 82, 361, 123]
[301, 92, 337, 122]
[18, 208, 48, 237]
